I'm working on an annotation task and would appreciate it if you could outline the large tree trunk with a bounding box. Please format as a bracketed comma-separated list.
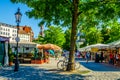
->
[66, 0, 79, 71]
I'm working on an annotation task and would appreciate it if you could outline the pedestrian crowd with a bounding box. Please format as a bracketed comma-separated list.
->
[73, 50, 120, 66]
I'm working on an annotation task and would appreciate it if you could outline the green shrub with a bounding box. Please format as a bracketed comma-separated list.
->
[8, 48, 14, 62]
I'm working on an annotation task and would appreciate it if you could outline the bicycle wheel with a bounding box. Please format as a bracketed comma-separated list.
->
[75, 62, 80, 70]
[57, 60, 64, 70]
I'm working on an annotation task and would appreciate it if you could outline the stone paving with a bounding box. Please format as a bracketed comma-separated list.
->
[79, 58, 120, 80]
[0, 58, 120, 80]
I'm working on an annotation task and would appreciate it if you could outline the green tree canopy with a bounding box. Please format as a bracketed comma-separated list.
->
[43, 26, 65, 47]
[84, 27, 103, 45]
[33, 25, 65, 47]
[107, 20, 120, 42]
[63, 29, 71, 51]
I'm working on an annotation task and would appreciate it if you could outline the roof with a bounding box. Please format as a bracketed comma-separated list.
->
[23, 26, 32, 33]
[18, 30, 28, 34]
[0, 22, 15, 27]
[18, 26, 33, 34]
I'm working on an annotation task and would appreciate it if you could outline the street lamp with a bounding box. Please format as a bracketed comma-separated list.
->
[14, 8, 22, 72]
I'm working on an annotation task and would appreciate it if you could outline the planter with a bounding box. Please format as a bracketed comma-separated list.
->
[31, 60, 35, 63]
[9, 62, 13, 66]
[31, 60, 44, 64]
[44, 59, 49, 63]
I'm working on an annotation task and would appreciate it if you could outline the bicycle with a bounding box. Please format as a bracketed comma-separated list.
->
[57, 57, 80, 70]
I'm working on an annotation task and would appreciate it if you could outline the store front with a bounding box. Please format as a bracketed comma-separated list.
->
[0, 36, 9, 65]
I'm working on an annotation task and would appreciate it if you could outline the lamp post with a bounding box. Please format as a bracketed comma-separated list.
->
[14, 8, 22, 72]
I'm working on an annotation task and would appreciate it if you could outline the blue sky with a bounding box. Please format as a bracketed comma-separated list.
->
[0, 0, 40, 38]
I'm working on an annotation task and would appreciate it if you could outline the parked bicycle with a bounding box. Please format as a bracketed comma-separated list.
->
[57, 57, 80, 70]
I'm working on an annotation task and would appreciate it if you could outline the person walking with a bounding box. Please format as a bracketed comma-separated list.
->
[114, 52, 119, 66]
[100, 52, 104, 63]
[95, 52, 100, 63]
[85, 51, 90, 63]
[109, 52, 114, 65]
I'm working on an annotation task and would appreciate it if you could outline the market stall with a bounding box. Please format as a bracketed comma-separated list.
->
[33, 43, 61, 64]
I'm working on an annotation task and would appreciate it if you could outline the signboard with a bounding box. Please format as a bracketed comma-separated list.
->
[91, 48, 98, 52]
[0, 36, 9, 41]
[15, 37, 20, 42]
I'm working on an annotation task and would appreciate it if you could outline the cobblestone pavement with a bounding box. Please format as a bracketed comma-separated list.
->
[0, 64, 85, 80]
[85, 71, 120, 80]
[0, 58, 120, 80]
[77, 58, 120, 80]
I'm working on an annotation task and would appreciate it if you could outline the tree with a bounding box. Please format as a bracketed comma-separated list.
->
[43, 26, 65, 47]
[84, 27, 103, 45]
[11, 0, 120, 71]
[101, 23, 110, 44]
[63, 29, 71, 51]
[107, 20, 120, 42]
[33, 25, 65, 47]
[33, 35, 45, 44]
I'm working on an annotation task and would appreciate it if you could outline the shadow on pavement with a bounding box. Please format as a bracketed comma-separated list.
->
[0, 65, 86, 80]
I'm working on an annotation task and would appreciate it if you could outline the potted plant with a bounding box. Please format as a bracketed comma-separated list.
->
[31, 49, 44, 64]
[8, 48, 14, 66]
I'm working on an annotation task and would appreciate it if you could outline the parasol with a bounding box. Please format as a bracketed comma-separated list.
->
[37, 43, 61, 50]
[48, 50, 55, 55]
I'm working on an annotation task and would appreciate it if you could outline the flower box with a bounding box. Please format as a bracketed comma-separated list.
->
[31, 60, 44, 64]
[44, 59, 49, 63]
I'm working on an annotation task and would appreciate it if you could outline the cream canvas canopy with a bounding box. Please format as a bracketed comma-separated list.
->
[79, 43, 109, 51]
[108, 40, 120, 47]
[89, 43, 109, 49]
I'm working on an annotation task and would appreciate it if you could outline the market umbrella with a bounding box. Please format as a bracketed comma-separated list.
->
[48, 50, 55, 56]
[37, 44, 44, 49]
[113, 40, 120, 47]
[37, 43, 61, 50]
[52, 45, 61, 50]
[89, 43, 109, 49]
[42, 44, 54, 50]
